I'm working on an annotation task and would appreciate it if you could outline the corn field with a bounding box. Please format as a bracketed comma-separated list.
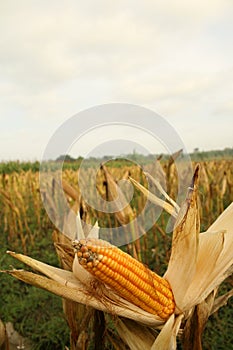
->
[0, 157, 233, 349]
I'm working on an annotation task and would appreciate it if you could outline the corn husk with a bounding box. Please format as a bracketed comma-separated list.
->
[114, 318, 155, 350]
[164, 166, 200, 311]
[4, 251, 164, 327]
[151, 314, 183, 350]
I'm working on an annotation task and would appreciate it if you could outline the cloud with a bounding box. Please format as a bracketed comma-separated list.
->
[1, 1, 232, 86]
[0, 0, 232, 159]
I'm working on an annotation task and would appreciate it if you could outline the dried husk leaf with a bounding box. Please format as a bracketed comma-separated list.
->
[53, 225, 91, 350]
[4, 252, 164, 327]
[62, 202, 80, 241]
[182, 230, 230, 309]
[75, 211, 84, 239]
[72, 254, 94, 287]
[53, 229, 92, 287]
[208, 201, 233, 232]
[74, 211, 99, 240]
[53, 231, 75, 270]
[151, 314, 183, 350]
[86, 220, 99, 239]
[6, 251, 85, 289]
[165, 166, 200, 311]
[181, 202, 233, 310]
[115, 318, 155, 350]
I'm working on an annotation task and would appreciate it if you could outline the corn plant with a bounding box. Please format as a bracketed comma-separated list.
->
[2, 164, 233, 349]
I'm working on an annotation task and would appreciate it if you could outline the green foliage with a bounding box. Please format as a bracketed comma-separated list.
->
[1, 147, 232, 174]
[190, 147, 233, 161]
[16, 289, 69, 350]
[0, 161, 40, 173]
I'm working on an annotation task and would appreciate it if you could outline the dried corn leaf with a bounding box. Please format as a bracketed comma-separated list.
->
[211, 288, 233, 315]
[62, 179, 80, 201]
[144, 172, 180, 213]
[101, 164, 134, 224]
[129, 177, 177, 218]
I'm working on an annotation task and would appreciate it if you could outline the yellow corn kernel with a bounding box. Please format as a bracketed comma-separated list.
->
[73, 238, 175, 319]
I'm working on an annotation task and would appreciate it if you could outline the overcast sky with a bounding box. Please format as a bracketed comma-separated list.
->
[0, 0, 233, 161]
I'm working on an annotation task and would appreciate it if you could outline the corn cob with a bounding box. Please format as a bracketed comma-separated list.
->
[73, 238, 175, 319]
